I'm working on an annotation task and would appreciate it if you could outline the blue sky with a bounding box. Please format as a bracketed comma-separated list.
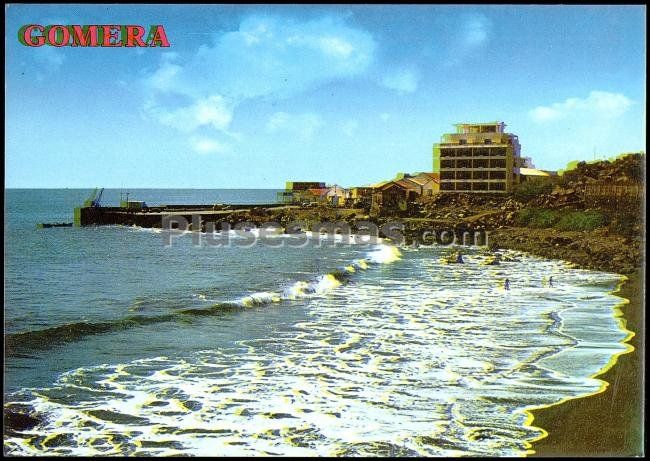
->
[5, 4, 646, 188]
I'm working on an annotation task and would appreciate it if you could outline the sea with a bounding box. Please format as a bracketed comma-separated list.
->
[4, 189, 632, 456]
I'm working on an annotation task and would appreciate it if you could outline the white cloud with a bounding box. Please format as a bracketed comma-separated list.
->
[266, 111, 324, 140]
[529, 91, 634, 123]
[382, 68, 419, 94]
[190, 136, 228, 154]
[147, 61, 182, 93]
[342, 119, 359, 136]
[524, 91, 641, 170]
[142, 14, 375, 151]
[147, 94, 233, 133]
[529, 106, 560, 123]
[462, 15, 490, 47]
[144, 14, 375, 101]
[319, 36, 355, 58]
[445, 14, 492, 67]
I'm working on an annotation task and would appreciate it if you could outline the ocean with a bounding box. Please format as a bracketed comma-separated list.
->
[4, 189, 632, 456]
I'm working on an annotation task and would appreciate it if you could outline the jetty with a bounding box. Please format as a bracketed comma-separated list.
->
[71, 187, 289, 227]
[74, 202, 297, 227]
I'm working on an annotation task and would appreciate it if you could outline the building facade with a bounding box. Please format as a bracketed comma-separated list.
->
[403, 172, 440, 196]
[348, 187, 374, 207]
[277, 181, 326, 204]
[371, 179, 421, 214]
[433, 122, 523, 193]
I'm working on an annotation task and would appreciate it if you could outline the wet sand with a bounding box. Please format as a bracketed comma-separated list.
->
[529, 268, 644, 457]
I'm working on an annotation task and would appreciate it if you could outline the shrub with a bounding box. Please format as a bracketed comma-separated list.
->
[553, 210, 608, 231]
[513, 178, 554, 202]
[516, 208, 560, 228]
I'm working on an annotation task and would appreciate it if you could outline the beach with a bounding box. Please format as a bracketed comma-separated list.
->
[3, 189, 643, 456]
[529, 268, 644, 457]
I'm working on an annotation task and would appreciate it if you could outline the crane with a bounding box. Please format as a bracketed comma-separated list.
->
[83, 188, 104, 208]
[93, 188, 104, 207]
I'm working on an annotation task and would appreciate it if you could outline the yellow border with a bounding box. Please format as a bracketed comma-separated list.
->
[519, 274, 636, 456]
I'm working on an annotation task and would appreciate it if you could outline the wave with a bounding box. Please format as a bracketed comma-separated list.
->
[5, 244, 402, 357]
[4, 247, 630, 457]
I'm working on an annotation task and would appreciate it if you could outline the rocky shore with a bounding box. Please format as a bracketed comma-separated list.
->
[198, 203, 641, 275]
[224, 153, 644, 275]
[487, 227, 641, 275]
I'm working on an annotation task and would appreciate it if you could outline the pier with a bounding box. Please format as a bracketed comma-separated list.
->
[74, 203, 297, 228]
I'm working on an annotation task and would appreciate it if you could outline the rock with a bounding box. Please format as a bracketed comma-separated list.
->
[4, 409, 41, 432]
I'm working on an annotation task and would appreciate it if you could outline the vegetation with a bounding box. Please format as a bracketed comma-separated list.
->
[513, 178, 554, 202]
[516, 208, 608, 231]
[516, 208, 560, 228]
[554, 210, 608, 231]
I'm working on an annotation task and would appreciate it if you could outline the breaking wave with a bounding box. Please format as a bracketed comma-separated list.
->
[5, 245, 401, 357]
[3, 247, 632, 457]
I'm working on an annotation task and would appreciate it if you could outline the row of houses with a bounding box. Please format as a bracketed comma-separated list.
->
[277, 182, 350, 207]
[370, 172, 439, 212]
[278, 172, 440, 212]
[279, 121, 557, 210]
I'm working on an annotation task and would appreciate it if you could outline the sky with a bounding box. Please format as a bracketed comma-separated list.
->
[5, 4, 646, 188]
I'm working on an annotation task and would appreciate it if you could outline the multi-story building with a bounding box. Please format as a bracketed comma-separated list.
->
[433, 122, 523, 193]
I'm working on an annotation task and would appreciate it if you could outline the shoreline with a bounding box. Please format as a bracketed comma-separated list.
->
[526, 268, 644, 457]
[7, 219, 644, 454]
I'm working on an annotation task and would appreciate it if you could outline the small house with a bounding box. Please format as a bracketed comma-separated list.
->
[349, 187, 374, 207]
[372, 179, 421, 212]
[326, 185, 349, 207]
[404, 172, 440, 196]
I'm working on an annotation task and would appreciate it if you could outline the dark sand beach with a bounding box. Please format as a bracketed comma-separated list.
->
[529, 268, 644, 457]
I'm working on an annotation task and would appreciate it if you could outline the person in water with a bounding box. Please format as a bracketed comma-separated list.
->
[548, 276, 553, 287]
[504, 278, 510, 290]
[456, 252, 464, 263]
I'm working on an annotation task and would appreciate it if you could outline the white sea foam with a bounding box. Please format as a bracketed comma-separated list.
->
[234, 245, 399, 306]
[4, 248, 630, 457]
[366, 244, 402, 264]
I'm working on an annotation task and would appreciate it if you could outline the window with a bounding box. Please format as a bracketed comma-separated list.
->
[459, 139, 467, 145]
[489, 147, 507, 157]
[484, 139, 492, 144]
